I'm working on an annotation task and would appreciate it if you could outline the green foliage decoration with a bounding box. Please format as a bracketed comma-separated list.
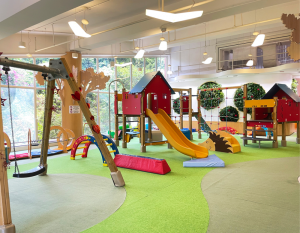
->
[198, 82, 224, 110]
[219, 106, 239, 122]
[234, 83, 266, 114]
[291, 78, 298, 94]
[173, 97, 180, 114]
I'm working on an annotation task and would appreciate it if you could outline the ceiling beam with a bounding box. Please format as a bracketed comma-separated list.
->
[0, 0, 92, 40]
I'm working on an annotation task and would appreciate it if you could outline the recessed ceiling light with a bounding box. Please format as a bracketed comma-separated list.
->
[146, 9, 203, 23]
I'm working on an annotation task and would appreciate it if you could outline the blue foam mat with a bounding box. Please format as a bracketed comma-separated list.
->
[31, 149, 63, 157]
[183, 154, 225, 167]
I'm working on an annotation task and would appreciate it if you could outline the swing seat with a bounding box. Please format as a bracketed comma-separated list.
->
[13, 165, 46, 178]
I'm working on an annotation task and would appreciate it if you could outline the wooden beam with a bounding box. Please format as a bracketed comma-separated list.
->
[114, 90, 119, 146]
[180, 91, 183, 130]
[147, 93, 152, 140]
[61, 58, 124, 186]
[281, 121, 287, 147]
[252, 107, 256, 143]
[244, 99, 276, 108]
[0, 87, 14, 231]
[273, 97, 278, 148]
[189, 88, 193, 140]
[173, 88, 190, 92]
[122, 114, 127, 148]
[243, 84, 248, 146]
[297, 121, 300, 144]
[140, 92, 146, 152]
[145, 141, 168, 146]
[40, 79, 56, 174]
[199, 85, 242, 91]
[198, 90, 201, 139]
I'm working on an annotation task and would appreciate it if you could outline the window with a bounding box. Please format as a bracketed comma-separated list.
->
[83, 92, 98, 135]
[157, 57, 166, 75]
[98, 58, 115, 92]
[145, 58, 156, 73]
[116, 58, 131, 91]
[132, 58, 144, 87]
[82, 58, 97, 71]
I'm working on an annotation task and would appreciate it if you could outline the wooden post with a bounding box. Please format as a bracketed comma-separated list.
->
[122, 114, 127, 148]
[189, 88, 193, 140]
[267, 108, 272, 139]
[114, 90, 119, 146]
[140, 92, 146, 152]
[0, 89, 15, 232]
[252, 107, 256, 143]
[180, 91, 183, 130]
[60, 52, 83, 139]
[273, 97, 278, 148]
[281, 122, 287, 147]
[147, 93, 152, 140]
[243, 84, 248, 146]
[297, 121, 300, 144]
[40, 80, 56, 175]
[61, 58, 125, 186]
[198, 89, 201, 139]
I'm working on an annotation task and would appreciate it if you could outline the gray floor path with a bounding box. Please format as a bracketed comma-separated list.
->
[202, 157, 300, 233]
[9, 174, 126, 233]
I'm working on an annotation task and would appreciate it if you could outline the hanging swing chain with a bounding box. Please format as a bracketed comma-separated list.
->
[40, 76, 48, 166]
[3, 66, 19, 173]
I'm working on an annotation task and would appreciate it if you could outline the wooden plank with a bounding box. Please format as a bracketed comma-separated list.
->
[273, 97, 278, 148]
[243, 84, 248, 145]
[198, 90, 201, 139]
[147, 93, 152, 140]
[140, 92, 146, 152]
[252, 107, 256, 143]
[40, 79, 56, 174]
[122, 114, 127, 148]
[244, 99, 275, 108]
[189, 88, 193, 140]
[173, 88, 190, 92]
[0, 87, 13, 227]
[281, 121, 287, 146]
[199, 85, 241, 91]
[145, 141, 168, 146]
[114, 90, 119, 146]
[180, 91, 183, 129]
[297, 121, 300, 144]
[60, 58, 120, 174]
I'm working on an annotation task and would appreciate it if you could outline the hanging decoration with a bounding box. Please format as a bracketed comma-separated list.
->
[234, 83, 266, 113]
[198, 82, 224, 110]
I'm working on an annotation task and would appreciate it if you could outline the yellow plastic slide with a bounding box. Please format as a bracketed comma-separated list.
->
[146, 108, 208, 159]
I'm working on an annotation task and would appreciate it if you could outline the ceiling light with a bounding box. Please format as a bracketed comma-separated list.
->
[253, 31, 259, 36]
[110, 61, 115, 67]
[202, 57, 213, 64]
[252, 34, 265, 47]
[72, 52, 78, 59]
[19, 41, 26, 49]
[18, 30, 26, 48]
[248, 54, 252, 57]
[135, 47, 140, 50]
[68, 21, 91, 38]
[82, 19, 89, 25]
[115, 62, 132, 67]
[114, 56, 118, 59]
[146, 9, 203, 23]
[246, 59, 254, 66]
[26, 54, 32, 58]
[135, 49, 145, 59]
[203, 52, 208, 55]
[167, 70, 172, 75]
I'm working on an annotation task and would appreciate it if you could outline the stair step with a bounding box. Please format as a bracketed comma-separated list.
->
[224, 137, 232, 143]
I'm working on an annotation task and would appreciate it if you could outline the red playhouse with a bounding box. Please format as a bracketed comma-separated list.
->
[241, 83, 300, 148]
[114, 71, 175, 151]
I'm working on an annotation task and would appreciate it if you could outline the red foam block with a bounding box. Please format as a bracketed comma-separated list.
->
[114, 154, 171, 175]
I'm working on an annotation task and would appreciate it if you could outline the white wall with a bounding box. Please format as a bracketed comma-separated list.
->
[170, 73, 293, 123]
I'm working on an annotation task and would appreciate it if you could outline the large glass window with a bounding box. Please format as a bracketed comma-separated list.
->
[98, 58, 115, 92]
[157, 57, 166, 76]
[99, 93, 115, 134]
[145, 58, 156, 73]
[1, 58, 34, 87]
[82, 58, 97, 71]
[83, 92, 98, 135]
[132, 58, 144, 87]
[1, 87, 34, 143]
[116, 58, 131, 91]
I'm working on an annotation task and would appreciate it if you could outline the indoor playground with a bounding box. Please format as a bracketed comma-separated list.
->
[0, 1, 299, 233]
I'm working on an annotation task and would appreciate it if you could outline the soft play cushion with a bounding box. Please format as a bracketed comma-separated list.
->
[9, 153, 29, 160]
[183, 154, 225, 167]
[114, 154, 171, 175]
[31, 149, 63, 157]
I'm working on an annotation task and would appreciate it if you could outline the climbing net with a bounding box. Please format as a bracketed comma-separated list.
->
[200, 87, 244, 134]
